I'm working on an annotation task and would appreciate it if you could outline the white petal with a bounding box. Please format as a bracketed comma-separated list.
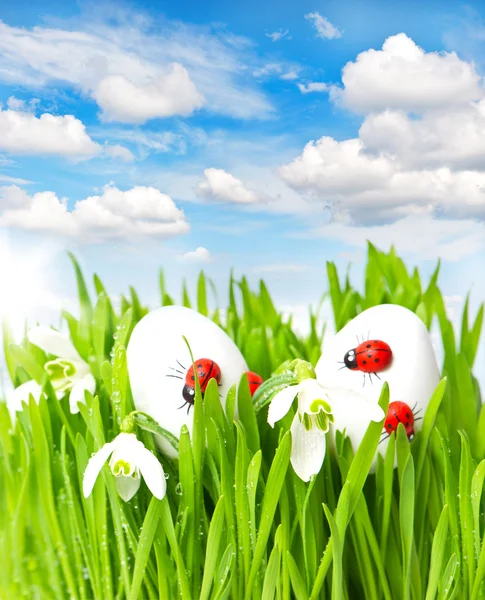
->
[115, 474, 141, 502]
[69, 373, 96, 414]
[28, 326, 81, 361]
[290, 413, 327, 482]
[82, 441, 116, 498]
[298, 379, 327, 413]
[267, 384, 300, 427]
[133, 442, 167, 500]
[7, 380, 43, 413]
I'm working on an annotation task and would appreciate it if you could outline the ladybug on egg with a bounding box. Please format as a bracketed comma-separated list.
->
[245, 371, 264, 396]
[381, 400, 422, 443]
[340, 338, 393, 385]
[167, 358, 222, 412]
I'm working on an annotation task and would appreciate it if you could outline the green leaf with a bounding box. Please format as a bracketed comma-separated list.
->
[425, 505, 450, 600]
[197, 271, 208, 316]
[323, 504, 343, 600]
[400, 455, 415, 600]
[245, 431, 291, 599]
[287, 551, 309, 600]
[199, 496, 225, 600]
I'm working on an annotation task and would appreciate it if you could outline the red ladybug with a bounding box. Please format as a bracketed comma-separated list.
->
[175, 358, 221, 411]
[166, 358, 222, 412]
[245, 371, 263, 396]
[383, 401, 416, 441]
[343, 339, 392, 374]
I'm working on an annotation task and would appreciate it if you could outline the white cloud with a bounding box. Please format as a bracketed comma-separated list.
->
[252, 63, 283, 77]
[93, 65, 205, 123]
[98, 128, 187, 156]
[304, 13, 342, 40]
[280, 137, 393, 198]
[196, 168, 262, 204]
[266, 30, 289, 42]
[359, 102, 485, 170]
[279, 33, 485, 225]
[280, 135, 485, 222]
[334, 33, 482, 114]
[0, 174, 32, 185]
[298, 82, 328, 94]
[104, 144, 136, 162]
[316, 215, 485, 261]
[0, 17, 274, 123]
[5, 96, 39, 112]
[280, 70, 299, 81]
[180, 247, 212, 263]
[0, 108, 101, 157]
[0, 184, 189, 242]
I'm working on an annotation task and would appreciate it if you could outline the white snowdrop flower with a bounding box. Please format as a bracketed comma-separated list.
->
[82, 432, 167, 502]
[268, 375, 335, 482]
[28, 326, 96, 414]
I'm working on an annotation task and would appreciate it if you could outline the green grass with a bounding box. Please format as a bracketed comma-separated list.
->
[0, 241, 484, 599]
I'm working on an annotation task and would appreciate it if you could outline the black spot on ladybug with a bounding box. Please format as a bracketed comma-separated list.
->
[375, 358, 380, 363]
[406, 413, 410, 418]
[368, 354, 372, 359]
[363, 360, 367, 365]
[367, 344, 371, 348]
[387, 424, 392, 429]
[191, 375, 195, 380]
[405, 422, 409, 427]
[197, 363, 202, 368]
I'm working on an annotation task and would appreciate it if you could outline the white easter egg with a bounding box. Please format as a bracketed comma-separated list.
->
[315, 304, 440, 459]
[127, 305, 248, 458]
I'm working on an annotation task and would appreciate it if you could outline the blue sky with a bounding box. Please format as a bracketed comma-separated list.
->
[0, 0, 484, 383]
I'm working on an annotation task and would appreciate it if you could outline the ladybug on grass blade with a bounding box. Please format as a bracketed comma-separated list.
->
[245, 371, 263, 397]
[166, 358, 222, 413]
[340, 338, 392, 385]
[380, 400, 422, 444]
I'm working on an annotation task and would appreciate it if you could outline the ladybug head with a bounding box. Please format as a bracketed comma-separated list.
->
[182, 384, 196, 405]
[343, 348, 358, 370]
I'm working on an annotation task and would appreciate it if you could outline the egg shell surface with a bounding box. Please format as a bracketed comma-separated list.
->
[127, 305, 248, 458]
[315, 304, 440, 459]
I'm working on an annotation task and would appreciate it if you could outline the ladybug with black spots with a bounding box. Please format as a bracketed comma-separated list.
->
[382, 400, 421, 442]
[182, 358, 222, 407]
[343, 339, 392, 372]
[245, 371, 263, 396]
[166, 357, 222, 413]
[342, 339, 393, 382]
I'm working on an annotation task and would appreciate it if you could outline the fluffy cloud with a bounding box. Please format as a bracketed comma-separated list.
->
[104, 144, 136, 162]
[180, 247, 212, 263]
[280, 136, 485, 222]
[0, 17, 273, 123]
[280, 138, 393, 197]
[0, 108, 100, 157]
[298, 82, 328, 94]
[359, 102, 485, 170]
[304, 13, 342, 40]
[93, 65, 205, 123]
[334, 33, 482, 114]
[279, 33, 485, 225]
[196, 168, 262, 204]
[0, 184, 189, 242]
